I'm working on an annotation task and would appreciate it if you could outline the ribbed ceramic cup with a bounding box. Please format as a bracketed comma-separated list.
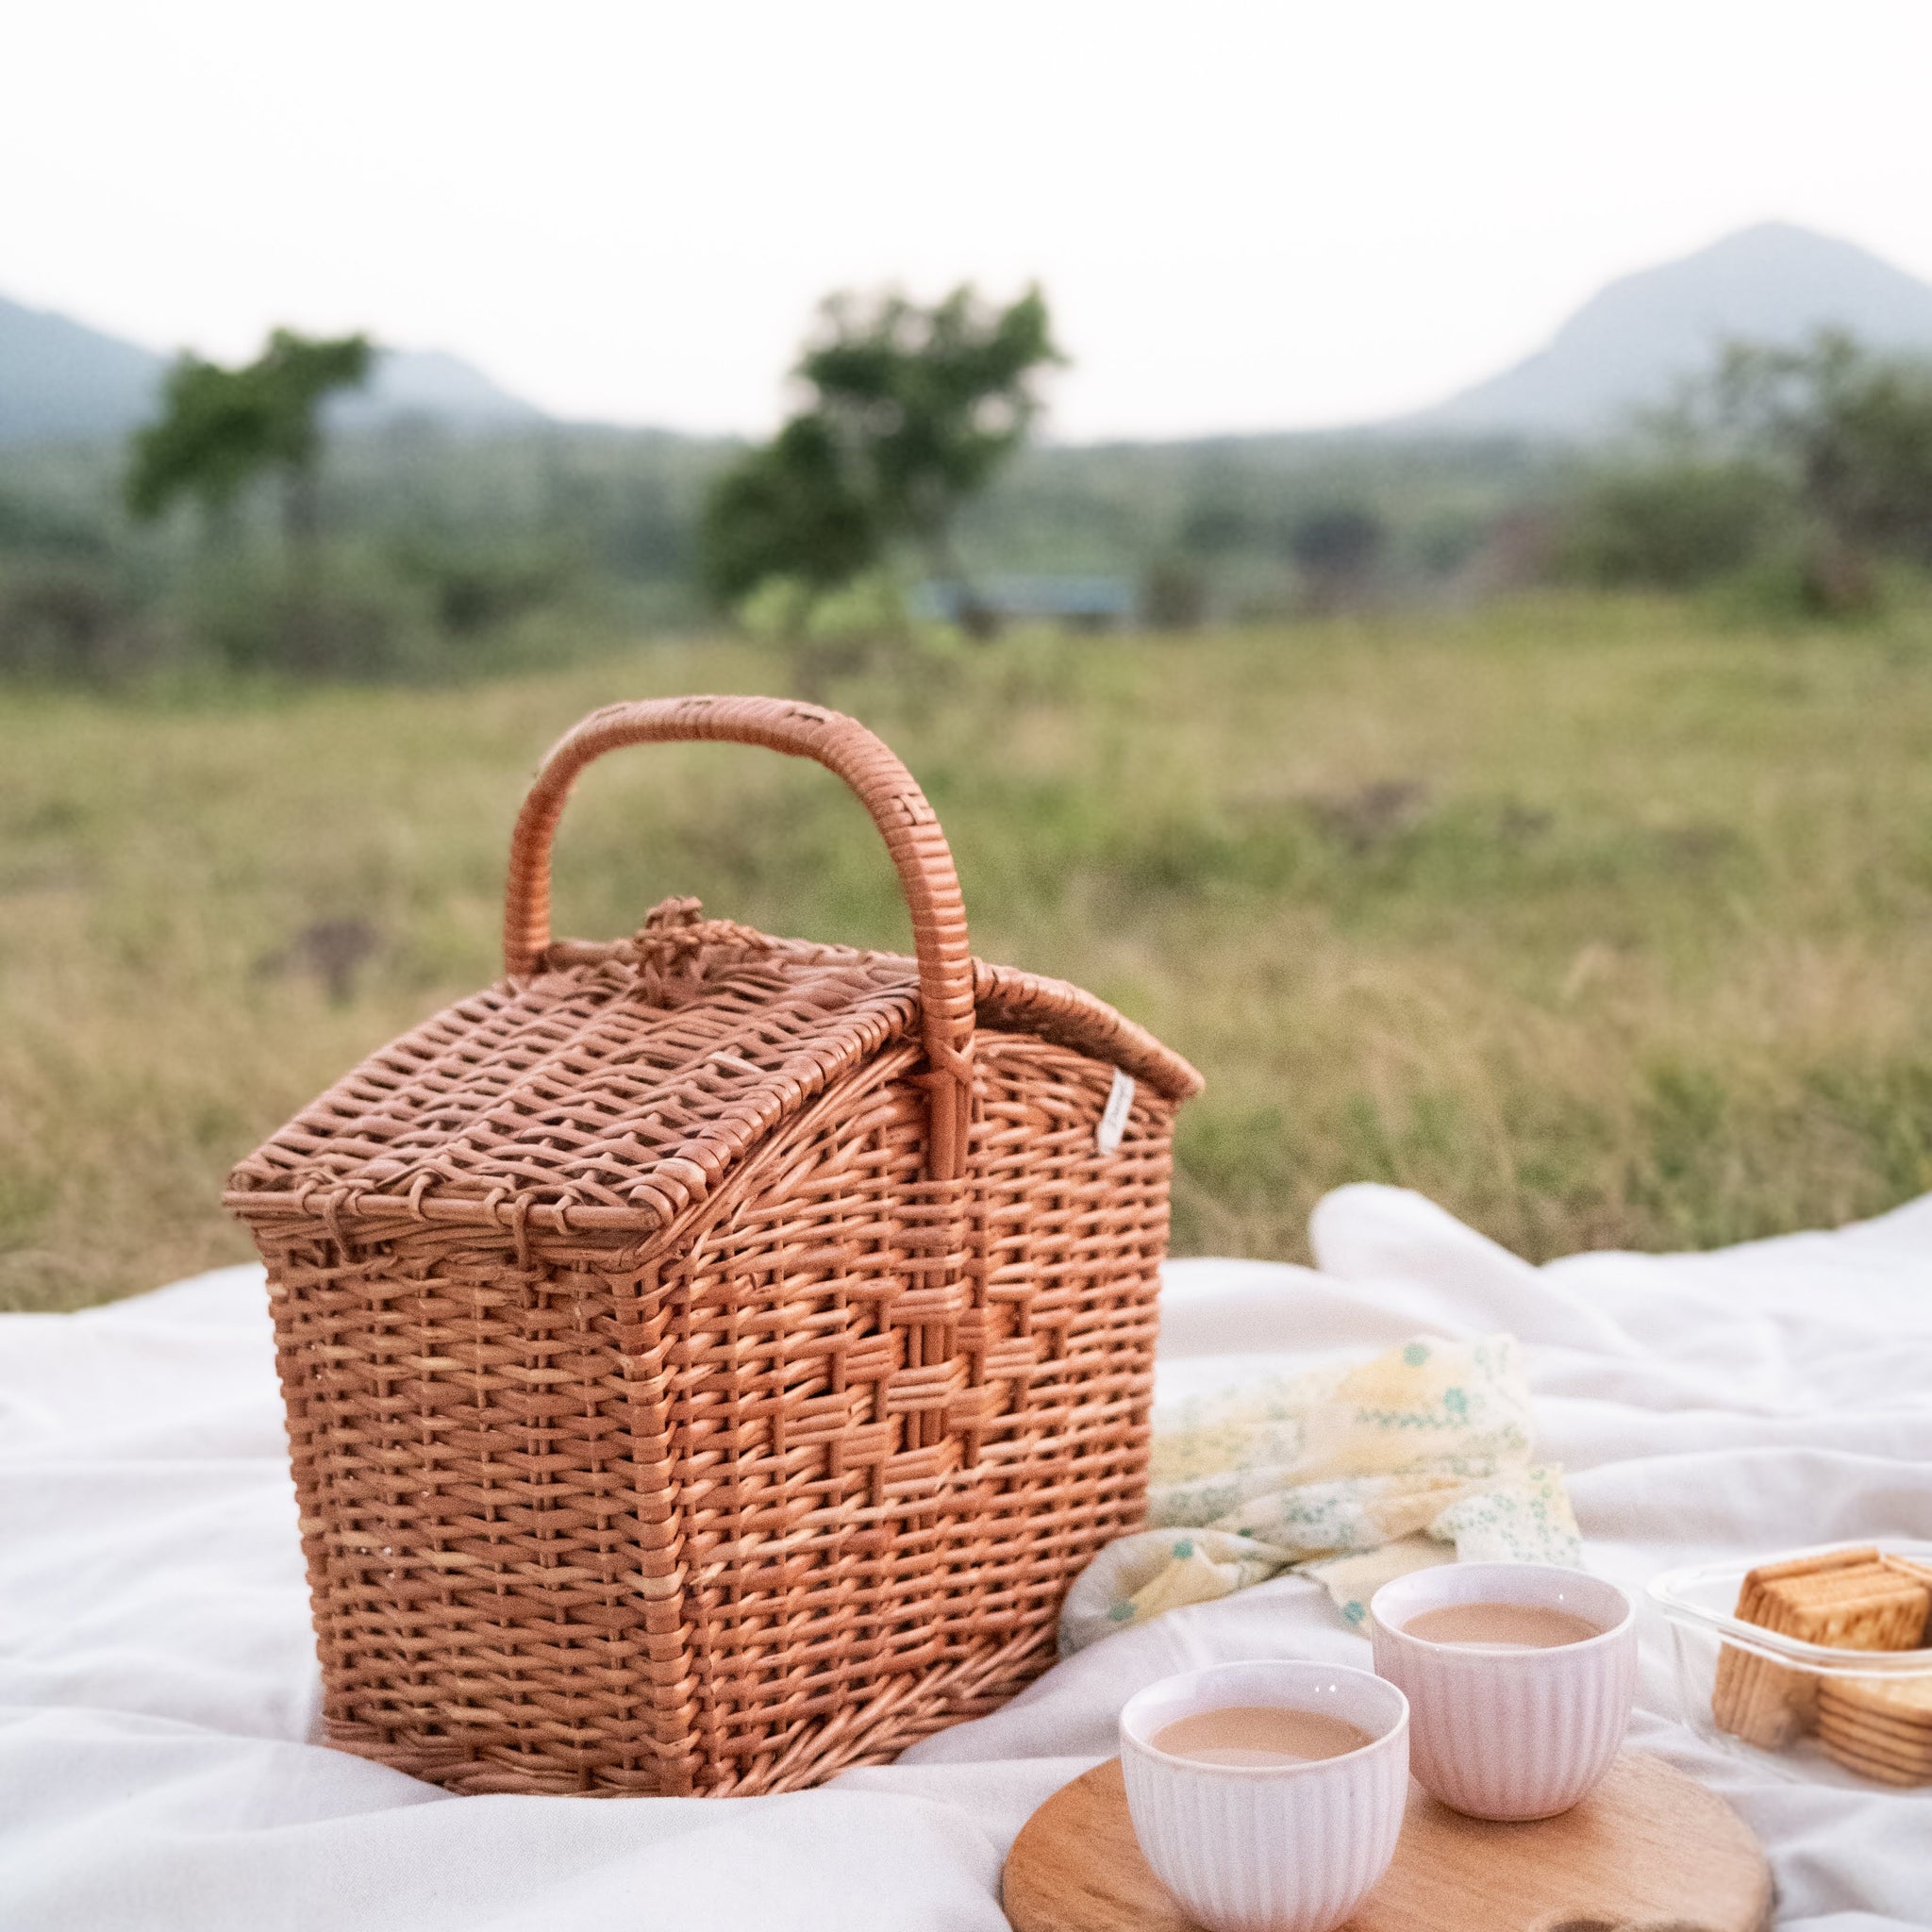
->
[1119, 1660, 1409, 1932]
[1370, 1562, 1636, 1822]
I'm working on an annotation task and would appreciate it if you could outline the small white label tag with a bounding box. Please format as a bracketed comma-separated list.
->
[1096, 1067, 1136, 1155]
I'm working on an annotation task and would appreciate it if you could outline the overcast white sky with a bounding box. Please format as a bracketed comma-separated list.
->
[5, 1, 1931, 441]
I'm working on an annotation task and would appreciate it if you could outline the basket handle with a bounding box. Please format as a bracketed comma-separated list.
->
[503, 695, 974, 1181]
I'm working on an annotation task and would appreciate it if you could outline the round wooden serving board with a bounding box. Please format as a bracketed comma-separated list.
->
[1001, 1751, 1772, 1932]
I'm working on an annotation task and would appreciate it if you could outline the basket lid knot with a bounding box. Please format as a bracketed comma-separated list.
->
[641, 895, 707, 934]
[627, 896, 778, 996]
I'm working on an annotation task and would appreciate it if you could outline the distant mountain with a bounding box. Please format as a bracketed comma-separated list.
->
[14, 222, 1932, 453]
[0, 292, 546, 446]
[333, 348, 546, 431]
[1399, 224, 1932, 440]
[0, 295, 165, 445]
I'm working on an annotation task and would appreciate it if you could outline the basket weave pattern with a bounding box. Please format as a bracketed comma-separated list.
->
[229, 696, 1200, 1796]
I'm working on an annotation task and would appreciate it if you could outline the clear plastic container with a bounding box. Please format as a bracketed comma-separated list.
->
[1649, 1539, 1932, 1795]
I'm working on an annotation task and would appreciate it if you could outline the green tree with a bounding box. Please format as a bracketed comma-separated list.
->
[700, 285, 1061, 635]
[1703, 331, 1932, 608]
[126, 329, 373, 650]
[699, 416, 876, 600]
[1565, 332, 1932, 611]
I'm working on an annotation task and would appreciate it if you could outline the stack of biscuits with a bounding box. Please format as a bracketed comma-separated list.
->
[1816, 1673, 1932, 1787]
[1712, 1546, 1932, 1784]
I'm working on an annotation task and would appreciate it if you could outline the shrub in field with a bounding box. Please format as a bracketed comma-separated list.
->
[1289, 503, 1386, 612]
[737, 569, 947, 697]
[1141, 557, 1208, 631]
[797, 571, 917, 648]
[391, 537, 576, 637]
[190, 549, 436, 679]
[0, 563, 152, 679]
[1557, 458, 1788, 591]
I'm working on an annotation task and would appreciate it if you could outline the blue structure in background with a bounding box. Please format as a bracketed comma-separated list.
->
[909, 575, 1135, 631]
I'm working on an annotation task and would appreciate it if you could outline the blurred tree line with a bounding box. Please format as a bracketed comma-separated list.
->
[1558, 332, 1932, 615]
[8, 296, 1932, 686]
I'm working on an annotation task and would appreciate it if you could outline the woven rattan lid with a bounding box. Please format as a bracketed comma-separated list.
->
[226, 901, 1198, 1241]
[227, 697, 1199, 1246]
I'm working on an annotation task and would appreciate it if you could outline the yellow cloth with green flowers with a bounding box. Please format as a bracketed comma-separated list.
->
[1058, 1333, 1580, 1653]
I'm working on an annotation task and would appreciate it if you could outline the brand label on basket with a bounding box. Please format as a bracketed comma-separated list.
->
[1097, 1068, 1136, 1155]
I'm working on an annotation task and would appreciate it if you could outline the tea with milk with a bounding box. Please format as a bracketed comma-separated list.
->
[1400, 1601, 1602, 1650]
[1151, 1705, 1373, 1768]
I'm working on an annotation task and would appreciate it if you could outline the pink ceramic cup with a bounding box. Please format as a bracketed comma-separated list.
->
[1120, 1659, 1409, 1932]
[1370, 1561, 1636, 1822]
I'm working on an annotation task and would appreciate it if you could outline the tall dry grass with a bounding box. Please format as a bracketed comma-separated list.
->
[7, 593, 1932, 1312]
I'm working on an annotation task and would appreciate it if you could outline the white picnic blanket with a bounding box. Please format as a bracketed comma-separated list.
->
[4, 1183, 1930, 1930]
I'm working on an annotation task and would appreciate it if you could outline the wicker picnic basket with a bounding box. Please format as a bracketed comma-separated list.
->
[226, 694, 1201, 1798]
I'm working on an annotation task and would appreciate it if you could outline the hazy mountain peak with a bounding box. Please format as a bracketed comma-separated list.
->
[330, 347, 546, 430]
[0, 298, 547, 447]
[0, 293, 166, 445]
[1405, 223, 1932, 439]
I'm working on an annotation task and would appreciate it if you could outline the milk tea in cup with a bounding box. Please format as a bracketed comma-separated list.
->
[1121, 1660, 1408, 1932]
[1152, 1704, 1373, 1767]
[1371, 1561, 1637, 1821]
[1398, 1600, 1603, 1650]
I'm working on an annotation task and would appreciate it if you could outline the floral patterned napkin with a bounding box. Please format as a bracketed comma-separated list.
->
[1058, 1333, 1581, 1653]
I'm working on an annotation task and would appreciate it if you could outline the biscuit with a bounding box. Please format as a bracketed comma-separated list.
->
[1816, 1720, 1932, 1775]
[1715, 1548, 1879, 1741]
[1817, 1726, 1932, 1787]
[1817, 1670, 1932, 1772]
[1882, 1553, 1932, 1592]
[1814, 1668, 1932, 1789]
[1817, 1708, 1932, 1761]
[1820, 1669, 1932, 1724]
[1711, 1549, 1930, 1750]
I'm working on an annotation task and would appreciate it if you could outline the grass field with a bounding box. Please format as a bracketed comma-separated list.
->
[8, 593, 1932, 1313]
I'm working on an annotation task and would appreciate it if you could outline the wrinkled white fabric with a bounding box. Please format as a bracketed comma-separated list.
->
[4, 1183, 1929, 1929]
